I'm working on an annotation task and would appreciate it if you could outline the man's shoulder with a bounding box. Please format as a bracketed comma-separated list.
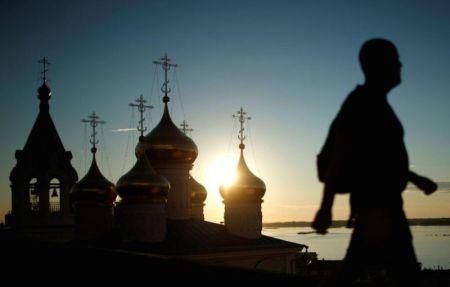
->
[336, 86, 367, 119]
[343, 85, 366, 107]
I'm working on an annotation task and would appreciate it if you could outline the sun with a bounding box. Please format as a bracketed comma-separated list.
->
[203, 154, 237, 194]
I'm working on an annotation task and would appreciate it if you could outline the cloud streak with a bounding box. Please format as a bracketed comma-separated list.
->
[111, 128, 137, 132]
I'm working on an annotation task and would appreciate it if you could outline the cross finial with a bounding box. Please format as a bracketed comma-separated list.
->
[82, 112, 106, 154]
[38, 57, 50, 82]
[129, 94, 154, 139]
[180, 120, 193, 135]
[233, 107, 251, 150]
[153, 53, 178, 103]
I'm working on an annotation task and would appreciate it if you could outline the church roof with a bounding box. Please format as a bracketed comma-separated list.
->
[22, 109, 67, 157]
[13, 80, 74, 172]
[116, 219, 306, 256]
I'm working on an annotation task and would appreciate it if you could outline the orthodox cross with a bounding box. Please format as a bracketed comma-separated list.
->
[233, 107, 251, 150]
[38, 57, 50, 82]
[82, 112, 105, 153]
[153, 54, 177, 103]
[180, 120, 193, 135]
[129, 94, 154, 137]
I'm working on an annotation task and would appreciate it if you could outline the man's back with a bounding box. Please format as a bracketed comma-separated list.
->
[327, 85, 409, 205]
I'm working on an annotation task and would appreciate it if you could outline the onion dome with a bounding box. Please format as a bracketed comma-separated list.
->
[38, 82, 51, 100]
[189, 174, 207, 204]
[70, 154, 117, 206]
[220, 148, 266, 202]
[37, 81, 52, 113]
[136, 103, 198, 165]
[117, 150, 170, 203]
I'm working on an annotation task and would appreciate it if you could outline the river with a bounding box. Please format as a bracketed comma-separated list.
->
[263, 225, 450, 269]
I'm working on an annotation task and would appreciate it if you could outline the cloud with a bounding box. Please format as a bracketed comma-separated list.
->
[274, 204, 318, 209]
[436, 181, 450, 193]
[111, 128, 137, 132]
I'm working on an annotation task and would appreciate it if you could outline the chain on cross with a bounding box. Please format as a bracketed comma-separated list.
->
[82, 112, 106, 153]
[153, 53, 178, 103]
[233, 107, 251, 149]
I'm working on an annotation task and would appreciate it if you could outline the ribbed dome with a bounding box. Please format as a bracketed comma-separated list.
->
[70, 156, 117, 206]
[189, 174, 207, 204]
[220, 150, 266, 202]
[117, 152, 170, 203]
[136, 104, 198, 165]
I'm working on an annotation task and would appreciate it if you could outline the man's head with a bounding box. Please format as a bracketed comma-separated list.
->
[359, 39, 402, 90]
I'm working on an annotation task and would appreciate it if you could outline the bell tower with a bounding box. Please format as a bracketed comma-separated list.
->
[9, 58, 78, 239]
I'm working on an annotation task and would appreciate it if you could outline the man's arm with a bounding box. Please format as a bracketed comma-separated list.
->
[408, 171, 438, 195]
[312, 185, 335, 234]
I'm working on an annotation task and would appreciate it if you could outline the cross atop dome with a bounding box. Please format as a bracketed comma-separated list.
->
[180, 120, 193, 135]
[153, 54, 177, 103]
[82, 112, 105, 154]
[129, 94, 154, 138]
[233, 107, 251, 150]
[38, 57, 50, 83]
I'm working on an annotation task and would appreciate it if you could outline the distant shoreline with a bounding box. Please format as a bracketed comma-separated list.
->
[263, 218, 450, 228]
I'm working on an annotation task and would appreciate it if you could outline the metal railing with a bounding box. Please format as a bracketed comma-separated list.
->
[49, 203, 60, 213]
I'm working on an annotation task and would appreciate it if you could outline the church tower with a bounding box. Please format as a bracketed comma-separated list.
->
[220, 108, 266, 239]
[70, 112, 117, 240]
[137, 54, 198, 220]
[9, 58, 78, 235]
[116, 96, 170, 242]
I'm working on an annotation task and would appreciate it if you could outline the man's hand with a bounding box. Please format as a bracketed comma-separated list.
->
[409, 172, 438, 195]
[312, 208, 332, 234]
[413, 175, 438, 195]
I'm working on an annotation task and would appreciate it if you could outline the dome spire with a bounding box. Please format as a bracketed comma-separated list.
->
[153, 53, 178, 104]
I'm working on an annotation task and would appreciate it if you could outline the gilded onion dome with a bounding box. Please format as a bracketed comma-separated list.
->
[136, 54, 197, 165]
[220, 107, 265, 202]
[70, 154, 117, 206]
[117, 149, 170, 203]
[71, 112, 116, 206]
[190, 174, 207, 204]
[136, 104, 198, 165]
[220, 148, 266, 202]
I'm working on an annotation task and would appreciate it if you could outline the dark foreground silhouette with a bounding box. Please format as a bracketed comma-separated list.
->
[1, 228, 449, 286]
[312, 39, 438, 286]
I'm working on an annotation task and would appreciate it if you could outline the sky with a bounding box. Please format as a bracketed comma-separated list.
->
[1, 0, 450, 224]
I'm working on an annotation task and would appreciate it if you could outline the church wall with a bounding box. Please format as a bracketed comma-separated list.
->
[181, 247, 302, 274]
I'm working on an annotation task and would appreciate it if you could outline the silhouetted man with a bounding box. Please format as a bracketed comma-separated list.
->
[312, 39, 437, 286]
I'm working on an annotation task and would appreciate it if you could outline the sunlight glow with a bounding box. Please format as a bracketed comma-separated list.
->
[203, 154, 237, 194]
